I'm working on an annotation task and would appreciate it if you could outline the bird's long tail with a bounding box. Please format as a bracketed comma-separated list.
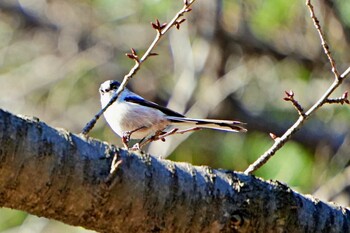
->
[167, 117, 247, 133]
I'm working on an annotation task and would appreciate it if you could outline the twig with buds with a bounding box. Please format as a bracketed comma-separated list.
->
[82, 0, 196, 135]
[283, 90, 305, 117]
[245, 0, 350, 174]
[324, 91, 350, 105]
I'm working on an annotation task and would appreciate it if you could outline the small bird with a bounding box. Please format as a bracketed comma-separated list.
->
[99, 80, 247, 149]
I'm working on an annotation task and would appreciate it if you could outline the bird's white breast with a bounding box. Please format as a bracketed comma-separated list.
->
[100, 92, 169, 139]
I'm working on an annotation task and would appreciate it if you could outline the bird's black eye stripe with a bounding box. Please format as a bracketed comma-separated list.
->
[110, 81, 121, 90]
[99, 81, 120, 93]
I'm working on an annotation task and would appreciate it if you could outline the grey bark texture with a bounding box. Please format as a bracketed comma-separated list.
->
[0, 108, 349, 233]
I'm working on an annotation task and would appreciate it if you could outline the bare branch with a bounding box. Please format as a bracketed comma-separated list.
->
[1, 109, 350, 232]
[81, 0, 196, 135]
[324, 91, 350, 105]
[244, 1, 349, 174]
[306, 0, 340, 79]
[283, 90, 305, 117]
[245, 67, 350, 175]
[125, 48, 140, 64]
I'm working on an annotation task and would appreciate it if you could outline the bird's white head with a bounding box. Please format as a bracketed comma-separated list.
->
[99, 80, 121, 95]
[99, 80, 123, 108]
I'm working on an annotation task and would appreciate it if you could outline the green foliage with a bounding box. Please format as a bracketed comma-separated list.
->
[247, 0, 301, 39]
[0, 208, 27, 231]
[336, 0, 350, 26]
[252, 135, 314, 192]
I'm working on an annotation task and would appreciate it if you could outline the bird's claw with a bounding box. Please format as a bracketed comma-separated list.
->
[130, 143, 141, 151]
[122, 131, 131, 149]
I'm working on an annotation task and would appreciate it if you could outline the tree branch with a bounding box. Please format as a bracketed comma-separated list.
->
[81, 0, 196, 136]
[244, 66, 350, 175]
[306, 0, 339, 78]
[244, 0, 350, 174]
[0, 109, 349, 232]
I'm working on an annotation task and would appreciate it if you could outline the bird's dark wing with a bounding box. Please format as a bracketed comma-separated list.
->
[125, 96, 185, 117]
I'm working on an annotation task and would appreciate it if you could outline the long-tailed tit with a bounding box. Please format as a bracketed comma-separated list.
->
[99, 80, 247, 149]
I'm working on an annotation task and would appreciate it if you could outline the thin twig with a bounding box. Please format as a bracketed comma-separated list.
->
[81, 0, 196, 135]
[324, 91, 350, 105]
[283, 90, 305, 117]
[137, 127, 201, 149]
[306, 0, 340, 79]
[244, 1, 349, 175]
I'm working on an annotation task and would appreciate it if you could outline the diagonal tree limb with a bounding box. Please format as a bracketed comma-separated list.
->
[244, 66, 350, 174]
[81, 0, 196, 136]
[244, 0, 349, 175]
[0, 109, 349, 232]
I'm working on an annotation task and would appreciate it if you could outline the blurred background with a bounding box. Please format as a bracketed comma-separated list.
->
[0, 0, 350, 232]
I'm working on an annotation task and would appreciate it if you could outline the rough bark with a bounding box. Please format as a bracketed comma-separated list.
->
[0, 108, 349, 233]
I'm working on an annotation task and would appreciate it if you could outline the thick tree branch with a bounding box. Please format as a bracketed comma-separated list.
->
[0, 109, 349, 233]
